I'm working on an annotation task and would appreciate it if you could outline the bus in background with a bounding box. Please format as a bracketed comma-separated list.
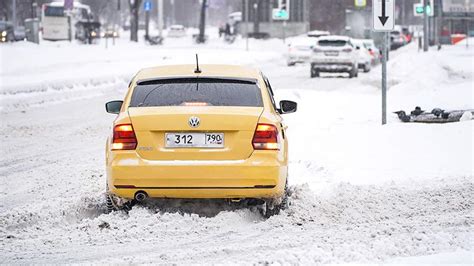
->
[41, 1, 93, 41]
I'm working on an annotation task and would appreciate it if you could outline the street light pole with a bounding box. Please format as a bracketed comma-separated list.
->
[170, 0, 175, 25]
[245, 0, 249, 51]
[12, 0, 17, 28]
[382, 32, 388, 125]
[423, 0, 429, 51]
[158, 0, 163, 38]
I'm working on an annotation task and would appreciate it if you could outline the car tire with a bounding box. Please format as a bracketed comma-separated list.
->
[349, 66, 356, 78]
[105, 185, 135, 213]
[287, 61, 296, 67]
[262, 180, 289, 218]
[105, 193, 118, 213]
[363, 63, 371, 73]
[310, 67, 319, 78]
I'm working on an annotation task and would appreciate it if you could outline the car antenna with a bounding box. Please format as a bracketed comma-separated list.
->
[194, 54, 202, 74]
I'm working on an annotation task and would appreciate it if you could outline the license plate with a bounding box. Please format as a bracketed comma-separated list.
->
[165, 133, 224, 148]
[325, 51, 339, 56]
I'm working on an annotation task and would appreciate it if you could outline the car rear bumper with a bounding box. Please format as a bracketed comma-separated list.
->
[311, 62, 354, 72]
[287, 54, 310, 63]
[107, 151, 287, 199]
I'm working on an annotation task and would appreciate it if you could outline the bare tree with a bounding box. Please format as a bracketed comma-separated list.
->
[196, 0, 207, 43]
[129, 0, 142, 42]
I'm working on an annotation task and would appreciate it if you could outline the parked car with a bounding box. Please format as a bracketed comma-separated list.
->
[352, 39, 372, 72]
[286, 37, 315, 66]
[310, 35, 359, 78]
[13, 26, 26, 41]
[390, 30, 407, 50]
[361, 39, 381, 65]
[0, 21, 15, 43]
[104, 64, 297, 217]
[167, 24, 186, 38]
[101, 29, 119, 38]
[401, 26, 413, 43]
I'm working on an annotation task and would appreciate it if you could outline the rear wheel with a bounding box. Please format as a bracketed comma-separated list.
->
[349, 65, 358, 78]
[262, 181, 289, 218]
[105, 193, 118, 213]
[310, 65, 319, 78]
[363, 63, 371, 73]
[105, 185, 135, 213]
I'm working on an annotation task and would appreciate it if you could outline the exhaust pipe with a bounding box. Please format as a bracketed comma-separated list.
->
[134, 191, 148, 202]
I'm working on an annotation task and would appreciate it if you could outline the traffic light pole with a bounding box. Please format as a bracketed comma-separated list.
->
[245, 0, 249, 51]
[382, 32, 388, 125]
[158, 0, 163, 39]
[12, 0, 17, 28]
[423, 0, 429, 51]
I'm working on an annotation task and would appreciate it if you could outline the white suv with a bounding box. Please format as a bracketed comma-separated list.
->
[310, 36, 359, 78]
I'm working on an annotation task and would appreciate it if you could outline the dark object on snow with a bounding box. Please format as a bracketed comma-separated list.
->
[192, 34, 208, 43]
[431, 108, 444, 117]
[410, 106, 425, 116]
[247, 32, 270, 39]
[395, 106, 474, 123]
[394, 111, 411, 122]
[146, 35, 163, 45]
[98, 221, 110, 229]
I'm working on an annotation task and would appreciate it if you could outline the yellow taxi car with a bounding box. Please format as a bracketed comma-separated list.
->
[105, 63, 297, 217]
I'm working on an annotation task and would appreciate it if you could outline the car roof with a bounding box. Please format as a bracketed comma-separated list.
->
[135, 64, 262, 81]
[318, 35, 351, 41]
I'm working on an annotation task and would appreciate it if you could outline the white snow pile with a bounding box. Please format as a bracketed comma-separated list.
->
[0, 35, 473, 264]
[1, 178, 472, 264]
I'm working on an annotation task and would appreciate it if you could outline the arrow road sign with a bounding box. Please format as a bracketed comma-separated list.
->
[144, 0, 152, 11]
[373, 0, 394, 31]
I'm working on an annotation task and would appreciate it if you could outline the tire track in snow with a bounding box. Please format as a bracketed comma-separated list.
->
[0, 77, 129, 114]
[0, 176, 471, 263]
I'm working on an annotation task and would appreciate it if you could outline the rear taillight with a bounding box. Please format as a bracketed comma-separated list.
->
[112, 124, 137, 150]
[342, 48, 353, 53]
[252, 124, 279, 150]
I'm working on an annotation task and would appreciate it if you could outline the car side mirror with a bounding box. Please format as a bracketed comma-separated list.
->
[105, 100, 123, 114]
[279, 100, 297, 114]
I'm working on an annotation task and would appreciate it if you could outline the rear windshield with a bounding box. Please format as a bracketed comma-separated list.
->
[318, 40, 347, 47]
[44, 6, 64, 17]
[129, 78, 263, 107]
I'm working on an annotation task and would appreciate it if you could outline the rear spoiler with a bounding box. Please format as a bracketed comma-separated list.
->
[136, 76, 258, 86]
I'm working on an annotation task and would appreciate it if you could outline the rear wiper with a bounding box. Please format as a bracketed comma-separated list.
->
[139, 84, 166, 106]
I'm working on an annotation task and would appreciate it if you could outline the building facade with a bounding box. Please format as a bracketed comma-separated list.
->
[241, 0, 310, 38]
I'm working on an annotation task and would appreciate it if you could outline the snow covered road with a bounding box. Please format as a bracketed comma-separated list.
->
[0, 37, 472, 264]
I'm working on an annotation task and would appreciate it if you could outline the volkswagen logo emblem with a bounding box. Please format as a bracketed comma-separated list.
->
[188, 116, 200, 128]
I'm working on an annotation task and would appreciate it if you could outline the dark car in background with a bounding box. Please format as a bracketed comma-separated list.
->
[390, 30, 407, 50]
[0, 21, 15, 43]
